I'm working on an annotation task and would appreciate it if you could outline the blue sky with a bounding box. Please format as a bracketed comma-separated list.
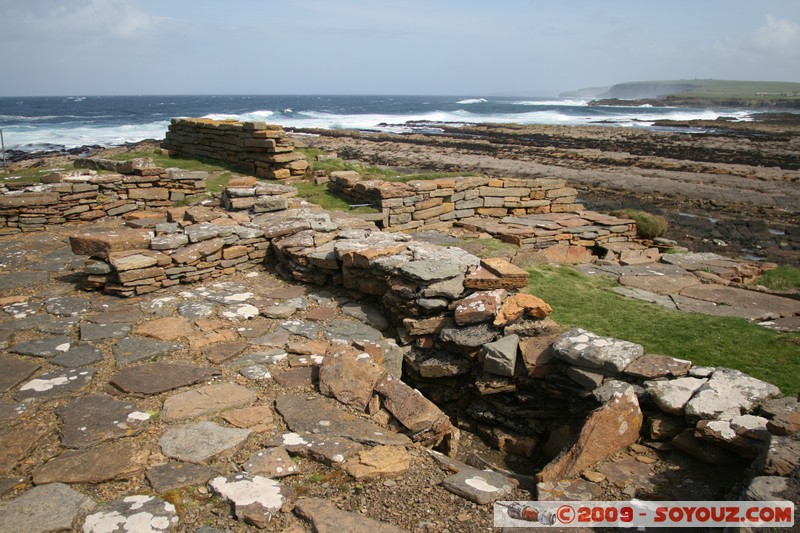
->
[1, 0, 799, 96]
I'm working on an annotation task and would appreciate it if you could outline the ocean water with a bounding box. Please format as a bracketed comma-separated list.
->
[0, 94, 754, 153]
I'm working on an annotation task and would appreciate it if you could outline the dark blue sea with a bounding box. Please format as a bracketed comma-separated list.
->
[0, 94, 754, 152]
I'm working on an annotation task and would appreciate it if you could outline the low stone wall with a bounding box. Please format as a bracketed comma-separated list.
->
[326, 171, 582, 231]
[0, 160, 206, 235]
[161, 118, 309, 179]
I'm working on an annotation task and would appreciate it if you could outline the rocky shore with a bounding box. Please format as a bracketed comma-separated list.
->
[295, 114, 800, 265]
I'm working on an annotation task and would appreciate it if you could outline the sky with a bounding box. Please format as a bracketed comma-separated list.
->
[1, 0, 799, 96]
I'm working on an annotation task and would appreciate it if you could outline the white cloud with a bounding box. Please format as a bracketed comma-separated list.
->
[748, 14, 800, 59]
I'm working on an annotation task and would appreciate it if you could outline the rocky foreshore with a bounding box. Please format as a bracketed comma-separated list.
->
[295, 115, 800, 265]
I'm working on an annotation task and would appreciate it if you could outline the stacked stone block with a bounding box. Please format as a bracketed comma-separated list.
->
[161, 118, 309, 179]
[0, 160, 205, 234]
[327, 171, 583, 231]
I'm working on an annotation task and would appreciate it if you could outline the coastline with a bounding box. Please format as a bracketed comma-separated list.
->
[4, 116, 799, 265]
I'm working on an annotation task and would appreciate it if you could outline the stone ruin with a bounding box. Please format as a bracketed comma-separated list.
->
[63, 152, 799, 510]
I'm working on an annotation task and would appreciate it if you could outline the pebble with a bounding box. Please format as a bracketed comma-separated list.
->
[582, 470, 606, 483]
[635, 455, 657, 464]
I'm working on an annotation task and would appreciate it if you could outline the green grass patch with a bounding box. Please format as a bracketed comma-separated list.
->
[612, 209, 668, 239]
[755, 265, 800, 291]
[383, 171, 480, 183]
[526, 265, 800, 395]
[109, 150, 246, 175]
[1, 164, 74, 184]
[294, 181, 377, 214]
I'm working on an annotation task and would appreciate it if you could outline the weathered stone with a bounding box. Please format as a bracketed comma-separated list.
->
[465, 265, 527, 290]
[374, 375, 451, 443]
[0, 424, 47, 472]
[439, 321, 499, 349]
[50, 344, 103, 368]
[685, 368, 782, 421]
[58, 394, 150, 448]
[422, 274, 465, 299]
[222, 405, 275, 433]
[625, 354, 692, 379]
[648, 413, 686, 440]
[744, 476, 790, 502]
[342, 445, 411, 480]
[244, 447, 300, 478]
[645, 377, 707, 416]
[16, 367, 94, 401]
[567, 366, 604, 389]
[274, 394, 410, 446]
[151, 233, 189, 250]
[45, 296, 89, 317]
[405, 349, 471, 378]
[160, 421, 251, 463]
[133, 316, 194, 341]
[695, 415, 771, 458]
[277, 432, 363, 466]
[83, 495, 179, 532]
[112, 336, 182, 365]
[0, 355, 40, 393]
[0, 402, 28, 423]
[33, 440, 149, 484]
[538, 386, 643, 482]
[79, 322, 131, 341]
[441, 468, 516, 505]
[768, 411, 800, 436]
[209, 473, 294, 528]
[320, 351, 386, 411]
[170, 237, 225, 264]
[398, 260, 462, 282]
[108, 253, 157, 272]
[341, 301, 389, 331]
[273, 367, 318, 388]
[493, 293, 552, 327]
[111, 362, 217, 395]
[403, 315, 452, 336]
[279, 319, 320, 339]
[595, 455, 655, 490]
[755, 435, 800, 476]
[454, 290, 504, 325]
[552, 328, 644, 374]
[70, 229, 152, 259]
[323, 319, 383, 343]
[481, 257, 529, 281]
[161, 383, 257, 422]
[594, 379, 644, 404]
[10, 335, 72, 358]
[0, 483, 96, 533]
[537, 478, 603, 501]
[482, 334, 520, 377]
[146, 462, 218, 493]
[671, 429, 742, 465]
[294, 497, 406, 533]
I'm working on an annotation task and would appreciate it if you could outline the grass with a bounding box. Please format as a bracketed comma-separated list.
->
[755, 265, 800, 291]
[525, 265, 800, 395]
[109, 150, 246, 175]
[293, 181, 377, 214]
[1, 165, 75, 184]
[612, 209, 668, 239]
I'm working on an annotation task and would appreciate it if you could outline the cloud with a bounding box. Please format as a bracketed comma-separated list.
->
[0, 0, 167, 44]
[748, 14, 800, 59]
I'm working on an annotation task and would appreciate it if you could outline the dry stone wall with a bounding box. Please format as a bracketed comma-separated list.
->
[0, 159, 205, 234]
[327, 171, 582, 231]
[161, 118, 309, 179]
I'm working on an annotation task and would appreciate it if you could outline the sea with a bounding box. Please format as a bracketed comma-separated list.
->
[0, 94, 755, 154]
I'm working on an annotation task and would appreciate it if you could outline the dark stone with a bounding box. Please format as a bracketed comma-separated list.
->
[112, 336, 183, 365]
[10, 336, 72, 358]
[146, 462, 218, 493]
[57, 394, 151, 448]
[16, 367, 95, 401]
[439, 322, 499, 349]
[32, 440, 149, 484]
[0, 355, 40, 393]
[50, 344, 103, 368]
[111, 362, 217, 395]
[79, 322, 131, 341]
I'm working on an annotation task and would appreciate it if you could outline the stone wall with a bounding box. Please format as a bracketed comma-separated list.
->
[0, 159, 206, 235]
[161, 118, 309, 180]
[326, 171, 582, 231]
[68, 197, 798, 480]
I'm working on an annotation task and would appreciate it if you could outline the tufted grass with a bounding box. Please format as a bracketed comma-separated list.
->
[525, 265, 800, 395]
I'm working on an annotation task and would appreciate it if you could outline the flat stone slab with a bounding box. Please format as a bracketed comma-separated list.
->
[685, 368, 782, 421]
[399, 260, 462, 282]
[596, 455, 657, 490]
[146, 462, 218, 493]
[759, 315, 800, 333]
[16, 367, 94, 401]
[536, 478, 603, 501]
[79, 322, 131, 341]
[209, 473, 294, 528]
[679, 285, 800, 319]
[10, 335, 72, 358]
[0, 402, 28, 423]
[86, 306, 144, 324]
[161, 383, 257, 422]
[57, 394, 151, 448]
[33, 440, 149, 484]
[50, 344, 103, 368]
[619, 274, 701, 295]
[159, 421, 251, 463]
[272, 367, 318, 388]
[671, 294, 770, 320]
[276, 431, 364, 466]
[611, 286, 679, 309]
[294, 497, 406, 533]
[441, 468, 517, 505]
[323, 319, 383, 343]
[112, 336, 183, 365]
[83, 495, 179, 532]
[279, 319, 320, 339]
[275, 394, 410, 446]
[222, 405, 274, 433]
[646, 377, 707, 416]
[244, 447, 301, 477]
[624, 354, 691, 379]
[0, 424, 47, 472]
[177, 301, 216, 318]
[111, 362, 217, 396]
[0, 271, 48, 290]
[45, 296, 90, 317]
[552, 328, 644, 374]
[0, 483, 96, 533]
[0, 355, 40, 393]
